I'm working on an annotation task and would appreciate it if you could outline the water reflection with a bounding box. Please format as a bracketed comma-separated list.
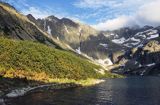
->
[5, 77, 160, 105]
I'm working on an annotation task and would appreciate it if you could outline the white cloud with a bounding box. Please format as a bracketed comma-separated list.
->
[22, 7, 54, 19]
[92, 0, 160, 31]
[136, 0, 160, 26]
[92, 16, 135, 31]
[74, 0, 151, 9]
[74, 0, 121, 9]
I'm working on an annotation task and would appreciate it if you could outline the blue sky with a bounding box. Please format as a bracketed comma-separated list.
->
[3, 0, 160, 30]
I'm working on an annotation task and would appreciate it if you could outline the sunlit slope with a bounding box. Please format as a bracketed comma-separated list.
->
[0, 38, 120, 80]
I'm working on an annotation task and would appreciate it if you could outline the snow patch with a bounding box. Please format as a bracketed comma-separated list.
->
[48, 18, 52, 21]
[47, 26, 52, 35]
[95, 69, 105, 75]
[99, 43, 108, 48]
[137, 44, 144, 47]
[96, 58, 113, 66]
[57, 37, 59, 40]
[135, 29, 158, 40]
[76, 47, 81, 54]
[146, 30, 158, 35]
[112, 37, 126, 44]
[147, 34, 159, 40]
[124, 44, 132, 48]
[135, 34, 146, 38]
[146, 63, 156, 67]
[139, 64, 142, 67]
[110, 33, 114, 36]
[130, 37, 141, 42]
[131, 42, 139, 46]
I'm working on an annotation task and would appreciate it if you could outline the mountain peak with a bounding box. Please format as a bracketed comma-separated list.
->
[46, 15, 60, 21]
[27, 14, 36, 22]
[27, 14, 34, 18]
[61, 18, 78, 27]
[142, 25, 154, 30]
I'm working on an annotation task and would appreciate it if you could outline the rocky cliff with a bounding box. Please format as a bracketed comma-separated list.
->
[27, 14, 122, 64]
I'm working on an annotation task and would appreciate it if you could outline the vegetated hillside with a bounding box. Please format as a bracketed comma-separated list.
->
[0, 37, 119, 81]
[0, 2, 70, 50]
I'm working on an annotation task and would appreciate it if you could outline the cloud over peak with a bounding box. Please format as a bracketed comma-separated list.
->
[92, 16, 134, 31]
[91, 0, 160, 30]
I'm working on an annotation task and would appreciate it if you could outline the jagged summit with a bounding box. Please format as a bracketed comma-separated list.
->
[46, 15, 60, 22]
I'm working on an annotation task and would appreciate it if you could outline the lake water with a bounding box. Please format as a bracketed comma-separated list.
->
[5, 77, 160, 105]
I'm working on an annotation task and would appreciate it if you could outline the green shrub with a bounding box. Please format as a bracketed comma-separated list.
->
[0, 37, 104, 79]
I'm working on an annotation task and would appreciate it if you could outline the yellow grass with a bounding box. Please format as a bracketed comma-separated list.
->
[0, 68, 104, 86]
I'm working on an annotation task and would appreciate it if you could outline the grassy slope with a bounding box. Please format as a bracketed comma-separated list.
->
[0, 37, 120, 82]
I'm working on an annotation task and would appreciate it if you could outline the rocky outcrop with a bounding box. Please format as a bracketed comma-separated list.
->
[104, 26, 159, 48]
[112, 39, 160, 76]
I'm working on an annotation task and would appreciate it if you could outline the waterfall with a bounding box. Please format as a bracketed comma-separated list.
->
[47, 26, 52, 35]
[44, 20, 46, 31]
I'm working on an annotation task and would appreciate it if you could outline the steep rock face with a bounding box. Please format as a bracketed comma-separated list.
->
[112, 38, 160, 76]
[104, 26, 160, 73]
[104, 26, 159, 48]
[79, 33, 123, 59]
[26, 13, 160, 71]
[27, 7, 160, 70]
[104, 26, 154, 39]
[27, 14, 121, 60]
[27, 15, 98, 45]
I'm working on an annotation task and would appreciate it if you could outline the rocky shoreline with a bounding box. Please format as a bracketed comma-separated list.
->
[0, 77, 105, 100]
[0, 82, 80, 105]
[0, 82, 78, 99]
